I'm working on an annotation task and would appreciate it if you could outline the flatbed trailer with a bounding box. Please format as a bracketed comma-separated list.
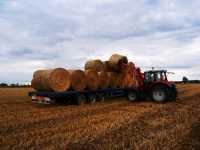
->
[28, 87, 138, 105]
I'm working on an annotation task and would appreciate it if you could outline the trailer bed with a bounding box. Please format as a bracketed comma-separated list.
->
[29, 87, 138, 105]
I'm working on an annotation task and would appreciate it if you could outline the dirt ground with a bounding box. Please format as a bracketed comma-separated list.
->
[0, 84, 200, 150]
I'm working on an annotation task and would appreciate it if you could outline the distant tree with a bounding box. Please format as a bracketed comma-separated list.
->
[10, 83, 19, 87]
[0, 83, 8, 87]
[10, 84, 16, 87]
[182, 76, 189, 84]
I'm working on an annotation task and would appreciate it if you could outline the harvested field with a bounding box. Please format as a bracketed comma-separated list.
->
[0, 84, 200, 150]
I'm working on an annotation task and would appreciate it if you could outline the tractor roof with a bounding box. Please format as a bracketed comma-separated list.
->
[144, 70, 167, 73]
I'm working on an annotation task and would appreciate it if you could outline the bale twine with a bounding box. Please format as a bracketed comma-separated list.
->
[31, 68, 70, 92]
[68, 70, 86, 91]
[85, 70, 99, 90]
[108, 54, 128, 72]
[98, 71, 109, 89]
[85, 59, 104, 72]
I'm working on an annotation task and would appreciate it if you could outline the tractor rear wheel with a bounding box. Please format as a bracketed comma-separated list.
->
[151, 85, 168, 102]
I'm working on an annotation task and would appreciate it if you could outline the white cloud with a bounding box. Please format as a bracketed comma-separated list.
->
[0, 0, 200, 82]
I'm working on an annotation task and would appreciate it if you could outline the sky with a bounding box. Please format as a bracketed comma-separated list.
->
[0, 0, 200, 83]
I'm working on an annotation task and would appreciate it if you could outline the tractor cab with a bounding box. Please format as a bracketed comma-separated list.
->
[144, 70, 168, 84]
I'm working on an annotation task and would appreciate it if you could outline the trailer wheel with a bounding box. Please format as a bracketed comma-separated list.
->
[87, 94, 96, 104]
[127, 90, 137, 102]
[75, 94, 86, 105]
[97, 93, 105, 102]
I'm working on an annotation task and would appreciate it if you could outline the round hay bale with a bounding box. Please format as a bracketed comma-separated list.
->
[128, 62, 135, 69]
[103, 61, 113, 72]
[107, 72, 115, 88]
[32, 68, 71, 92]
[98, 71, 109, 89]
[126, 74, 134, 88]
[108, 54, 128, 72]
[33, 70, 45, 79]
[117, 61, 138, 88]
[68, 70, 86, 91]
[107, 72, 120, 88]
[31, 78, 43, 90]
[119, 73, 128, 88]
[85, 59, 104, 72]
[119, 72, 134, 88]
[128, 62, 138, 88]
[117, 73, 124, 88]
[85, 70, 99, 90]
[31, 70, 46, 90]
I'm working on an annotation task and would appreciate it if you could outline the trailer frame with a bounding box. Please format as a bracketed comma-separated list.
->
[28, 87, 139, 105]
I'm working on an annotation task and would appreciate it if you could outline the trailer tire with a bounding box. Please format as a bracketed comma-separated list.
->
[75, 94, 86, 105]
[97, 93, 105, 102]
[87, 94, 96, 104]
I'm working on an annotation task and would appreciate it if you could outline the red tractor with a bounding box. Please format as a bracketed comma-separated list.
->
[128, 69, 177, 102]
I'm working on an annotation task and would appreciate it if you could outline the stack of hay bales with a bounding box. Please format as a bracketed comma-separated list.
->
[31, 53, 138, 92]
[84, 54, 137, 89]
[107, 54, 135, 88]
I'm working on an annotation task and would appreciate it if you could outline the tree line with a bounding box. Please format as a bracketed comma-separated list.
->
[0, 83, 31, 88]
[175, 76, 200, 84]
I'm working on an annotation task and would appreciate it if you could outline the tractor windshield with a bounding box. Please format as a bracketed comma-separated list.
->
[144, 71, 167, 82]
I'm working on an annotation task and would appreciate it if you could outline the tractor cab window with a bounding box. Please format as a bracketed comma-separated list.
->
[155, 73, 160, 81]
[144, 73, 151, 82]
[155, 72, 167, 81]
[161, 72, 167, 81]
[144, 71, 167, 83]
[144, 72, 154, 82]
[151, 73, 155, 81]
